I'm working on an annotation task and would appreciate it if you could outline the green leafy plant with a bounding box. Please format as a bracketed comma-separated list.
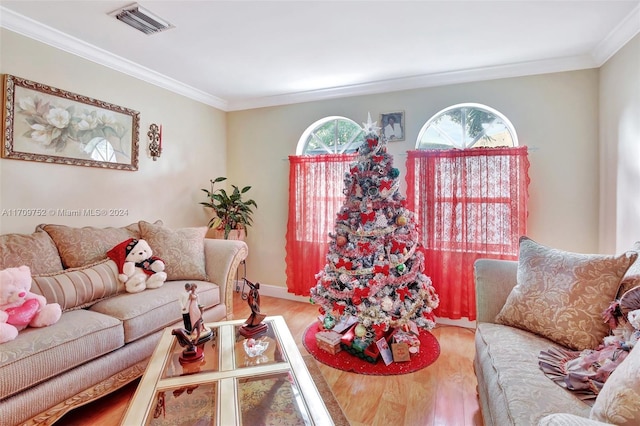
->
[200, 177, 257, 239]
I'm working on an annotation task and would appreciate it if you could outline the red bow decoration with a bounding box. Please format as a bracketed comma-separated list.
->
[367, 138, 378, 149]
[337, 212, 349, 220]
[361, 211, 375, 224]
[373, 155, 384, 163]
[374, 264, 390, 275]
[396, 287, 411, 301]
[358, 241, 374, 254]
[380, 180, 392, 190]
[391, 240, 406, 253]
[372, 322, 387, 337]
[350, 166, 359, 175]
[335, 258, 353, 270]
[353, 287, 370, 299]
[333, 302, 346, 315]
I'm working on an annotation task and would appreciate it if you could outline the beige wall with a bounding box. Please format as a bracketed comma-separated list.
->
[0, 29, 227, 234]
[599, 33, 640, 253]
[228, 70, 601, 290]
[4, 26, 633, 295]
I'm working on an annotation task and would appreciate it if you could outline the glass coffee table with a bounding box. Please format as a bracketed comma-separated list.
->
[122, 316, 333, 425]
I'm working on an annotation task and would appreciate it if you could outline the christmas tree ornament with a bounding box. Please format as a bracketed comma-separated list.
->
[355, 323, 367, 337]
[396, 215, 407, 226]
[397, 263, 406, 274]
[323, 313, 336, 330]
[336, 235, 347, 247]
[381, 296, 393, 312]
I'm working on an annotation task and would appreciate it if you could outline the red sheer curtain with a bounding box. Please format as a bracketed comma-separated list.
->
[285, 154, 356, 296]
[406, 147, 530, 320]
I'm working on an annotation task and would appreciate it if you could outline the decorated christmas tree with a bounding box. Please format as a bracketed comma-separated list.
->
[310, 114, 439, 362]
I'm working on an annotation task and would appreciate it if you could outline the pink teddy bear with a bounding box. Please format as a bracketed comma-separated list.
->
[0, 265, 62, 343]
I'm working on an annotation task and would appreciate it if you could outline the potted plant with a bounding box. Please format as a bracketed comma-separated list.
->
[200, 177, 257, 240]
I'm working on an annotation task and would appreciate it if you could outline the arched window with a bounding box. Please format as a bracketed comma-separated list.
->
[416, 103, 518, 149]
[296, 116, 364, 155]
[287, 116, 363, 296]
[407, 103, 528, 321]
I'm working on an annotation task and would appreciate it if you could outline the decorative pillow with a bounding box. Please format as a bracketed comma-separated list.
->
[590, 343, 640, 425]
[617, 241, 640, 297]
[0, 230, 63, 274]
[31, 259, 121, 311]
[495, 237, 637, 351]
[41, 221, 161, 269]
[138, 221, 208, 281]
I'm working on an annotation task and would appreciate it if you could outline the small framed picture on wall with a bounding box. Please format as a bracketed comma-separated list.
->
[379, 111, 405, 142]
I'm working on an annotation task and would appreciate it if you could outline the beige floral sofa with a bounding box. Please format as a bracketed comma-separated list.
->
[474, 237, 640, 426]
[0, 220, 248, 426]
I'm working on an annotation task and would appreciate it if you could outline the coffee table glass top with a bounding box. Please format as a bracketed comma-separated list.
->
[160, 323, 286, 379]
[122, 316, 332, 425]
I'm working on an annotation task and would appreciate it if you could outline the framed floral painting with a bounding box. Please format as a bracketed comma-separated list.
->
[1, 74, 139, 170]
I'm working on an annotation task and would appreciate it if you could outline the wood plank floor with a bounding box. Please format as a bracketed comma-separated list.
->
[59, 291, 482, 425]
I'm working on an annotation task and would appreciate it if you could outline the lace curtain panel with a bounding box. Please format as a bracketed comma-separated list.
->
[406, 147, 530, 320]
[286, 154, 357, 296]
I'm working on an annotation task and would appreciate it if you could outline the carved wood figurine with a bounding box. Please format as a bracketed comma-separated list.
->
[239, 278, 268, 337]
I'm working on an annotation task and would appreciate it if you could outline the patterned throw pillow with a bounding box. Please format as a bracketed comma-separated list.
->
[590, 343, 640, 425]
[41, 223, 141, 268]
[495, 237, 637, 351]
[31, 259, 121, 310]
[617, 241, 640, 297]
[138, 221, 208, 281]
[0, 230, 63, 274]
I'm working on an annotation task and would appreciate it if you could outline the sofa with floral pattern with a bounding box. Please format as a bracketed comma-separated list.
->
[474, 237, 640, 426]
[0, 221, 248, 425]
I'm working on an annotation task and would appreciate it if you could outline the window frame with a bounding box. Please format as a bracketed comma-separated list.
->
[416, 103, 519, 150]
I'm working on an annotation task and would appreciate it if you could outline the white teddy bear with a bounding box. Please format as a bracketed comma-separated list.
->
[107, 238, 167, 293]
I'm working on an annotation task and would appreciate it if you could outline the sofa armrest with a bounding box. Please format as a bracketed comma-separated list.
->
[203, 238, 248, 320]
[538, 413, 613, 426]
[474, 258, 518, 324]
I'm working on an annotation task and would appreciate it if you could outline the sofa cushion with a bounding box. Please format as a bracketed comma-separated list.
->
[0, 230, 63, 274]
[538, 413, 612, 425]
[618, 241, 640, 297]
[590, 343, 640, 425]
[138, 221, 208, 281]
[495, 237, 636, 351]
[0, 309, 124, 400]
[30, 259, 122, 311]
[41, 223, 141, 268]
[475, 323, 591, 426]
[89, 280, 219, 343]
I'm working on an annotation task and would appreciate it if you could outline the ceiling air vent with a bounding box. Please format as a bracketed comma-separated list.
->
[109, 3, 174, 35]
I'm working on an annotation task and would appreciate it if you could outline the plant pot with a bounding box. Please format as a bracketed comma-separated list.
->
[206, 228, 246, 241]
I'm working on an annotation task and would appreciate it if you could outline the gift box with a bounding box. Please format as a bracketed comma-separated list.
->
[392, 328, 421, 354]
[340, 324, 392, 363]
[316, 331, 342, 354]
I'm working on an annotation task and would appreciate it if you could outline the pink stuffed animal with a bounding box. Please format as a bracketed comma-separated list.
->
[0, 265, 62, 343]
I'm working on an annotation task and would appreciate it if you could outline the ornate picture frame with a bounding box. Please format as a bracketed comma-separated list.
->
[2, 74, 139, 170]
[379, 111, 405, 142]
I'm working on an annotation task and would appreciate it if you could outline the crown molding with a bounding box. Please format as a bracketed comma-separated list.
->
[2, 5, 637, 112]
[0, 6, 228, 111]
[226, 55, 598, 111]
[591, 3, 640, 65]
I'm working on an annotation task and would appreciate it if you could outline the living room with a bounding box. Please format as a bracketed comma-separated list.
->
[0, 1, 639, 425]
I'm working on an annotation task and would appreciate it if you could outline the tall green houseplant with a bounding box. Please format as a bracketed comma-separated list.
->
[200, 177, 257, 239]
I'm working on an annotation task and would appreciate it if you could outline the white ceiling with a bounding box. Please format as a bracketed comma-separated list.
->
[1, 1, 639, 111]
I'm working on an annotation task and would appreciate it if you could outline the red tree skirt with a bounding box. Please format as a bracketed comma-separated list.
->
[302, 322, 440, 376]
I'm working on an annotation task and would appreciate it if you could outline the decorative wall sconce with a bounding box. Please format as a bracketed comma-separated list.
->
[148, 123, 162, 161]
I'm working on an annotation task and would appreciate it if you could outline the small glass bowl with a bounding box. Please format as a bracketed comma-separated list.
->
[243, 338, 269, 358]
